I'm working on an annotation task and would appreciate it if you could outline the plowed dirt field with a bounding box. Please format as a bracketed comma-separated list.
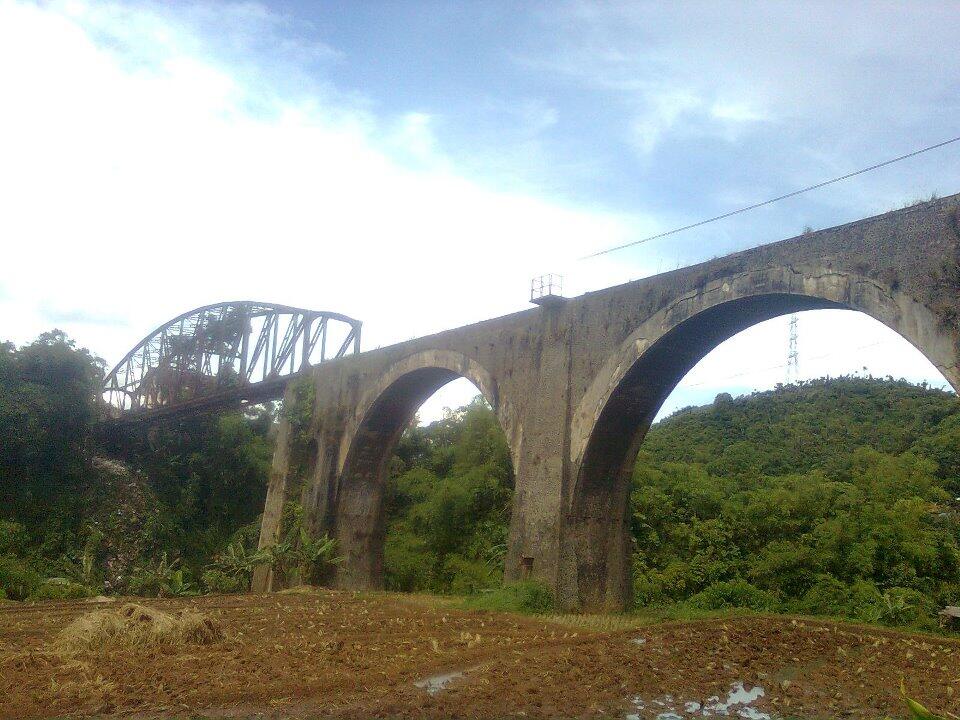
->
[1, 589, 958, 719]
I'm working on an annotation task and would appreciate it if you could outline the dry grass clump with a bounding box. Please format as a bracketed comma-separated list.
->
[540, 614, 646, 632]
[54, 602, 223, 653]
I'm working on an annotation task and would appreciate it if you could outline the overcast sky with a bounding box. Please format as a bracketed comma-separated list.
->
[2, 0, 959, 421]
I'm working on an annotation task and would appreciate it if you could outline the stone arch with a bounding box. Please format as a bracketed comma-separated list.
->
[563, 264, 958, 610]
[331, 349, 506, 590]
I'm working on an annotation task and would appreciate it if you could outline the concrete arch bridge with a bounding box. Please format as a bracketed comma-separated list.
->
[253, 195, 960, 610]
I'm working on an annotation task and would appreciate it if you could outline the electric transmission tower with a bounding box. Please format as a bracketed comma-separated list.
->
[787, 314, 799, 383]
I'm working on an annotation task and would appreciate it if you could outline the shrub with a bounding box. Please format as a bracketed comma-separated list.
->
[60, 527, 103, 589]
[129, 553, 196, 597]
[203, 540, 270, 593]
[794, 574, 853, 616]
[879, 587, 937, 627]
[464, 581, 555, 614]
[201, 569, 247, 594]
[632, 573, 668, 607]
[266, 502, 339, 586]
[0, 550, 91, 601]
[0, 521, 28, 555]
[384, 529, 435, 592]
[687, 580, 780, 612]
[0, 554, 43, 601]
[444, 554, 497, 595]
[848, 579, 884, 622]
[33, 577, 91, 600]
[632, 559, 693, 606]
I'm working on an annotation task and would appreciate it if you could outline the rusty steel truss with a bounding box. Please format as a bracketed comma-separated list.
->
[101, 302, 361, 421]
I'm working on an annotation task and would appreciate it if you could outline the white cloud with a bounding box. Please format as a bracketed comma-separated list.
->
[387, 112, 441, 166]
[627, 90, 769, 155]
[0, 0, 644, 375]
[516, 99, 559, 136]
[631, 89, 701, 155]
[709, 101, 766, 124]
[532, 1, 960, 158]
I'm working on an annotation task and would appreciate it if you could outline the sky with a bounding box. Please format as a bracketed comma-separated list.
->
[1, 0, 959, 422]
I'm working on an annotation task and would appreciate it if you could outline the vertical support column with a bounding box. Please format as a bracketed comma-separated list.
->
[239, 305, 250, 380]
[558, 466, 634, 612]
[300, 432, 339, 542]
[502, 313, 573, 607]
[251, 416, 292, 593]
[504, 434, 567, 596]
[330, 422, 392, 591]
[332, 494, 386, 591]
[502, 308, 635, 612]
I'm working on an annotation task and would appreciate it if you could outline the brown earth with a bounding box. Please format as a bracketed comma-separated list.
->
[1, 589, 958, 719]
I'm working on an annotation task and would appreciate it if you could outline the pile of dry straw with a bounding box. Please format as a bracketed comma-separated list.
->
[55, 602, 223, 653]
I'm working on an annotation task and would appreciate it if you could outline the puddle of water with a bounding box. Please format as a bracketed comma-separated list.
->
[706, 681, 767, 718]
[414, 670, 464, 695]
[625, 681, 772, 720]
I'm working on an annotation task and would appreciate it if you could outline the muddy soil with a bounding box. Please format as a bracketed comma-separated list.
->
[1, 589, 957, 719]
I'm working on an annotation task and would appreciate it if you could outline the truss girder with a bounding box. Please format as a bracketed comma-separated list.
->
[101, 301, 361, 420]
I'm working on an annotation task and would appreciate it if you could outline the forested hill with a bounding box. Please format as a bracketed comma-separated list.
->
[640, 377, 960, 487]
[630, 377, 960, 625]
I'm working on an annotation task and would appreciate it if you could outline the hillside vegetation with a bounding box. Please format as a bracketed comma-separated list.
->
[631, 378, 960, 626]
[385, 377, 960, 628]
[0, 332, 273, 600]
[383, 397, 515, 595]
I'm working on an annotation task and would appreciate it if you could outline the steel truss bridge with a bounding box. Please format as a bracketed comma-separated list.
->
[101, 302, 361, 422]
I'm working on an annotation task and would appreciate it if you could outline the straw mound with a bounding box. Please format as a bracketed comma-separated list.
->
[55, 602, 223, 653]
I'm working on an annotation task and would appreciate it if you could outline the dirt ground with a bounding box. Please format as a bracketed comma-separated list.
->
[1, 589, 958, 719]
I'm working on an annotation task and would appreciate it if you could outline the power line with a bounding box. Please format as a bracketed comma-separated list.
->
[581, 134, 960, 260]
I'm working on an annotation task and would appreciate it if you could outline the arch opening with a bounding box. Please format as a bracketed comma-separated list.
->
[332, 357, 515, 595]
[570, 288, 959, 611]
[579, 294, 841, 500]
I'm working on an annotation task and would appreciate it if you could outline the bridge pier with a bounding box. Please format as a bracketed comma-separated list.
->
[251, 416, 293, 593]
[332, 510, 386, 590]
[558, 482, 635, 612]
[500, 322, 575, 607]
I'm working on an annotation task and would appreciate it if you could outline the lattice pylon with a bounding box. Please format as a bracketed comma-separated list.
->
[787, 314, 799, 383]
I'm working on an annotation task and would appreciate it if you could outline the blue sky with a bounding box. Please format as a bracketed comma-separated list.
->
[1, 1, 959, 420]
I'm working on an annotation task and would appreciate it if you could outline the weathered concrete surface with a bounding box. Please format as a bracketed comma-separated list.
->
[253, 195, 960, 609]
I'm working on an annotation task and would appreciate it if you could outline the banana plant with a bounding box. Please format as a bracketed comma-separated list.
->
[129, 552, 196, 597]
[902, 680, 950, 720]
[266, 502, 341, 585]
[209, 541, 272, 581]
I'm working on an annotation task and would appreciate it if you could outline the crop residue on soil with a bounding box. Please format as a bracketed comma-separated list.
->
[0, 589, 958, 719]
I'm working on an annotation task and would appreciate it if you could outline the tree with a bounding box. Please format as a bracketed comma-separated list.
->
[383, 397, 513, 593]
[0, 330, 104, 548]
